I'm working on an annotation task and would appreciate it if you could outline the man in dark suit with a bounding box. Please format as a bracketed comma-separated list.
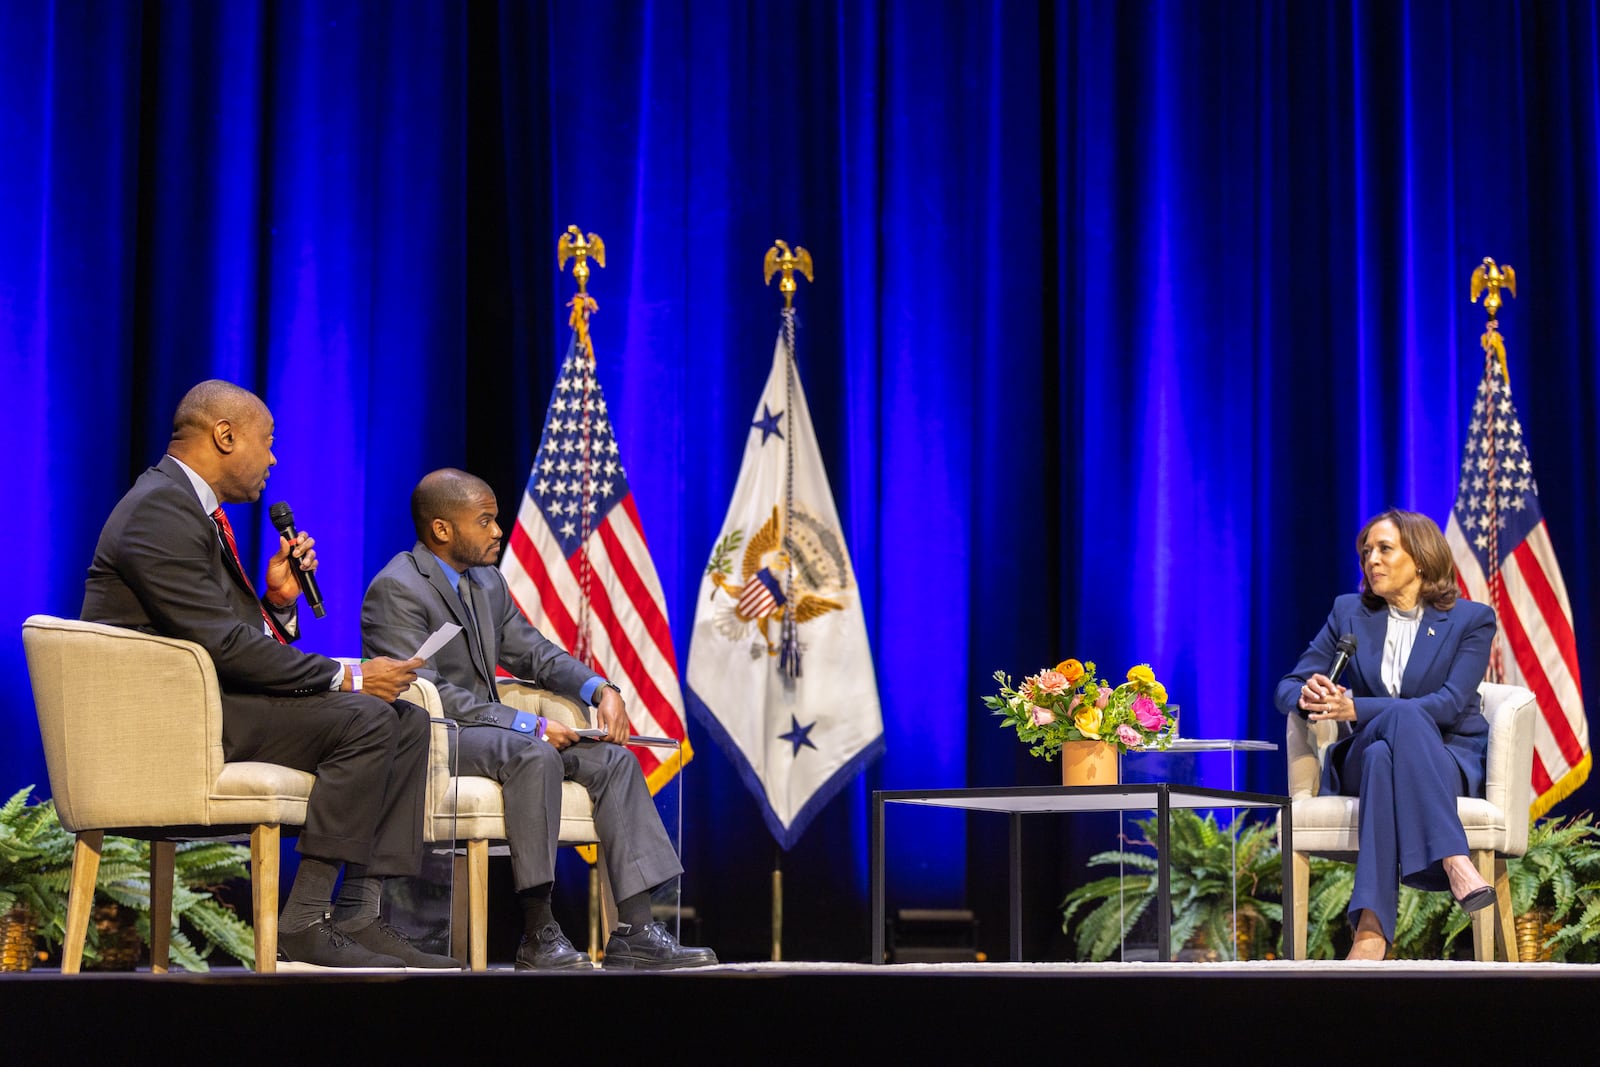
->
[360, 467, 716, 969]
[81, 379, 457, 970]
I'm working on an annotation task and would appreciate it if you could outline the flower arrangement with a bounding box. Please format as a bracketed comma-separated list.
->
[984, 659, 1176, 759]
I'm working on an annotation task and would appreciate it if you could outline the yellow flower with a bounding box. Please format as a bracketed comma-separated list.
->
[1150, 682, 1168, 705]
[1126, 663, 1156, 688]
[1057, 659, 1085, 684]
[1073, 704, 1103, 738]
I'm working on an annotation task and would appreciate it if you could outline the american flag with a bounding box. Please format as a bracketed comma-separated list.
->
[1444, 346, 1588, 817]
[500, 309, 691, 789]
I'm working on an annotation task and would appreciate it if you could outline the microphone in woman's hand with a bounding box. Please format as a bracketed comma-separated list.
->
[1328, 633, 1357, 687]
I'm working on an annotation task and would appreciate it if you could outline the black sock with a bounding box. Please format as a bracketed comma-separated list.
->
[519, 883, 555, 936]
[281, 857, 341, 933]
[332, 864, 384, 930]
[617, 890, 653, 929]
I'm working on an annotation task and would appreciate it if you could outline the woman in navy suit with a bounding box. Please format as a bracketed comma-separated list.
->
[1275, 509, 1498, 960]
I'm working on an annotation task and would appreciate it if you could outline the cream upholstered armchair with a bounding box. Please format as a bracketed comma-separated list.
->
[404, 676, 616, 971]
[1285, 681, 1537, 961]
[21, 614, 315, 974]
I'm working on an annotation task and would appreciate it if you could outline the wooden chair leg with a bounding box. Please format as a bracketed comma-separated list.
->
[467, 839, 489, 971]
[597, 851, 618, 944]
[1494, 855, 1518, 962]
[1471, 849, 1496, 962]
[61, 831, 104, 975]
[450, 852, 468, 965]
[148, 841, 175, 973]
[587, 860, 602, 959]
[251, 825, 280, 974]
[1291, 850, 1310, 961]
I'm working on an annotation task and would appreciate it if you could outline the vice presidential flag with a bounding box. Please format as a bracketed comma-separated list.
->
[500, 322, 691, 790]
[686, 323, 884, 849]
[1445, 348, 1588, 817]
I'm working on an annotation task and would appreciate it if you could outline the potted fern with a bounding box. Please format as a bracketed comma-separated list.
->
[1059, 809, 1283, 961]
[0, 786, 257, 971]
[1507, 812, 1600, 962]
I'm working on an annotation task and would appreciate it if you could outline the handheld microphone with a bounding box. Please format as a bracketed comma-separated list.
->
[1327, 633, 1357, 687]
[268, 501, 326, 618]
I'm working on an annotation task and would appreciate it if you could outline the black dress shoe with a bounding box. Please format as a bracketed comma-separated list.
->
[277, 916, 406, 970]
[514, 922, 592, 970]
[338, 917, 464, 970]
[602, 922, 718, 970]
[1455, 885, 1497, 913]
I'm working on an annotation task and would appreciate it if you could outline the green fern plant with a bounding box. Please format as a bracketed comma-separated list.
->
[0, 786, 255, 970]
[1059, 810, 1284, 961]
[1300, 856, 1353, 959]
[1508, 812, 1600, 962]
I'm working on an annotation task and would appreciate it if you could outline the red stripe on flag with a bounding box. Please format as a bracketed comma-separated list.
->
[568, 542, 686, 740]
[1495, 589, 1586, 768]
[595, 512, 680, 674]
[1532, 752, 1554, 798]
[1510, 538, 1583, 696]
[507, 524, 578, 651]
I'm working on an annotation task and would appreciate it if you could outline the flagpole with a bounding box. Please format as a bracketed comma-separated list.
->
[763, 240, 814, 681]
[1469, 256, 1517, 682]
[762, 240, 813, 960]
[771, 847, 783, 962]
[557, 225, 606, 666]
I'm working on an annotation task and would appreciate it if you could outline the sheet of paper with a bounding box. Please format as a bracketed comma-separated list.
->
[410, 622, 462, 662]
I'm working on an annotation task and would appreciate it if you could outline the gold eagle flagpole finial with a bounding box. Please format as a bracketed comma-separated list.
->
[557, 225, 605, 358]
[558, 225, 606, 297]
[1470, 256, 1516, 381]
[763, 240, 814, 309]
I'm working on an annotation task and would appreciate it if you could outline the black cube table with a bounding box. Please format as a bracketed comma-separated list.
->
[870, 782, 1295, 963]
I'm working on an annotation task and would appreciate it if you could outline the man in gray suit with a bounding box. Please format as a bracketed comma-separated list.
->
[360, 468, 716, 969]
[81, 380, 458, 970]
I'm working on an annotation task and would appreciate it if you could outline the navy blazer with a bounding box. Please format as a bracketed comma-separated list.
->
[1274, 592, 1497, 797]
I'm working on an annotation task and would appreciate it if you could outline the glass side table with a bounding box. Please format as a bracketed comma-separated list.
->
[870, 781, 1295, 964]
[1114, 738, 1282, 960]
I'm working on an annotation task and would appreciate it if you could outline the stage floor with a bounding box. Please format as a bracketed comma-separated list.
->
[5, 959, 1594, 1061]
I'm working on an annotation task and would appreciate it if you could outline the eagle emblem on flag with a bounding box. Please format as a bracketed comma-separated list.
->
[706, 504, 845, 657]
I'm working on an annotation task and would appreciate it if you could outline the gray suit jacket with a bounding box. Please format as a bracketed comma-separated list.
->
[361, 543, 597, 728]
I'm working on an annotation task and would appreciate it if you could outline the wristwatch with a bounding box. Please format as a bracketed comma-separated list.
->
[595, 681, 622, 704]
[349, 661, 363, 693]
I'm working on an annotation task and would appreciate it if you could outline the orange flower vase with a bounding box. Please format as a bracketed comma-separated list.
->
[1060, 740, 1120, 786]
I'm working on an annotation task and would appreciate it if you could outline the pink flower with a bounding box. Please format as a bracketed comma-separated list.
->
[1116, 724, 1142, 747]
[1018, 678, 1037, 702]
[1029, 705, 1055, 726]
[1034, 669, 1069, 696]
[1132, 695, 1164, 731]
[1095, 686, 1112, 709]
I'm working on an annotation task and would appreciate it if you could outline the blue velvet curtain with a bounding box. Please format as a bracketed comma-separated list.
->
[4, 0, 1599, 961]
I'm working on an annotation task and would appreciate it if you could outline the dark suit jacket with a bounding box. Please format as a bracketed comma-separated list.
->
[1274, 592, 1497, 796]
[360, 543, 596, 727]
[81, 455, 340, 695]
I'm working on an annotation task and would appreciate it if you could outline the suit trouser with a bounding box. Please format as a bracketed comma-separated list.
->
[220, 691, 429, 876]
[1336, 703, 1471, 942]
[454, 725, 683, 901]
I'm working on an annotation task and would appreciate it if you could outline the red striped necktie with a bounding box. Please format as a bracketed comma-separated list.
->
[211, 507, 289, 645]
